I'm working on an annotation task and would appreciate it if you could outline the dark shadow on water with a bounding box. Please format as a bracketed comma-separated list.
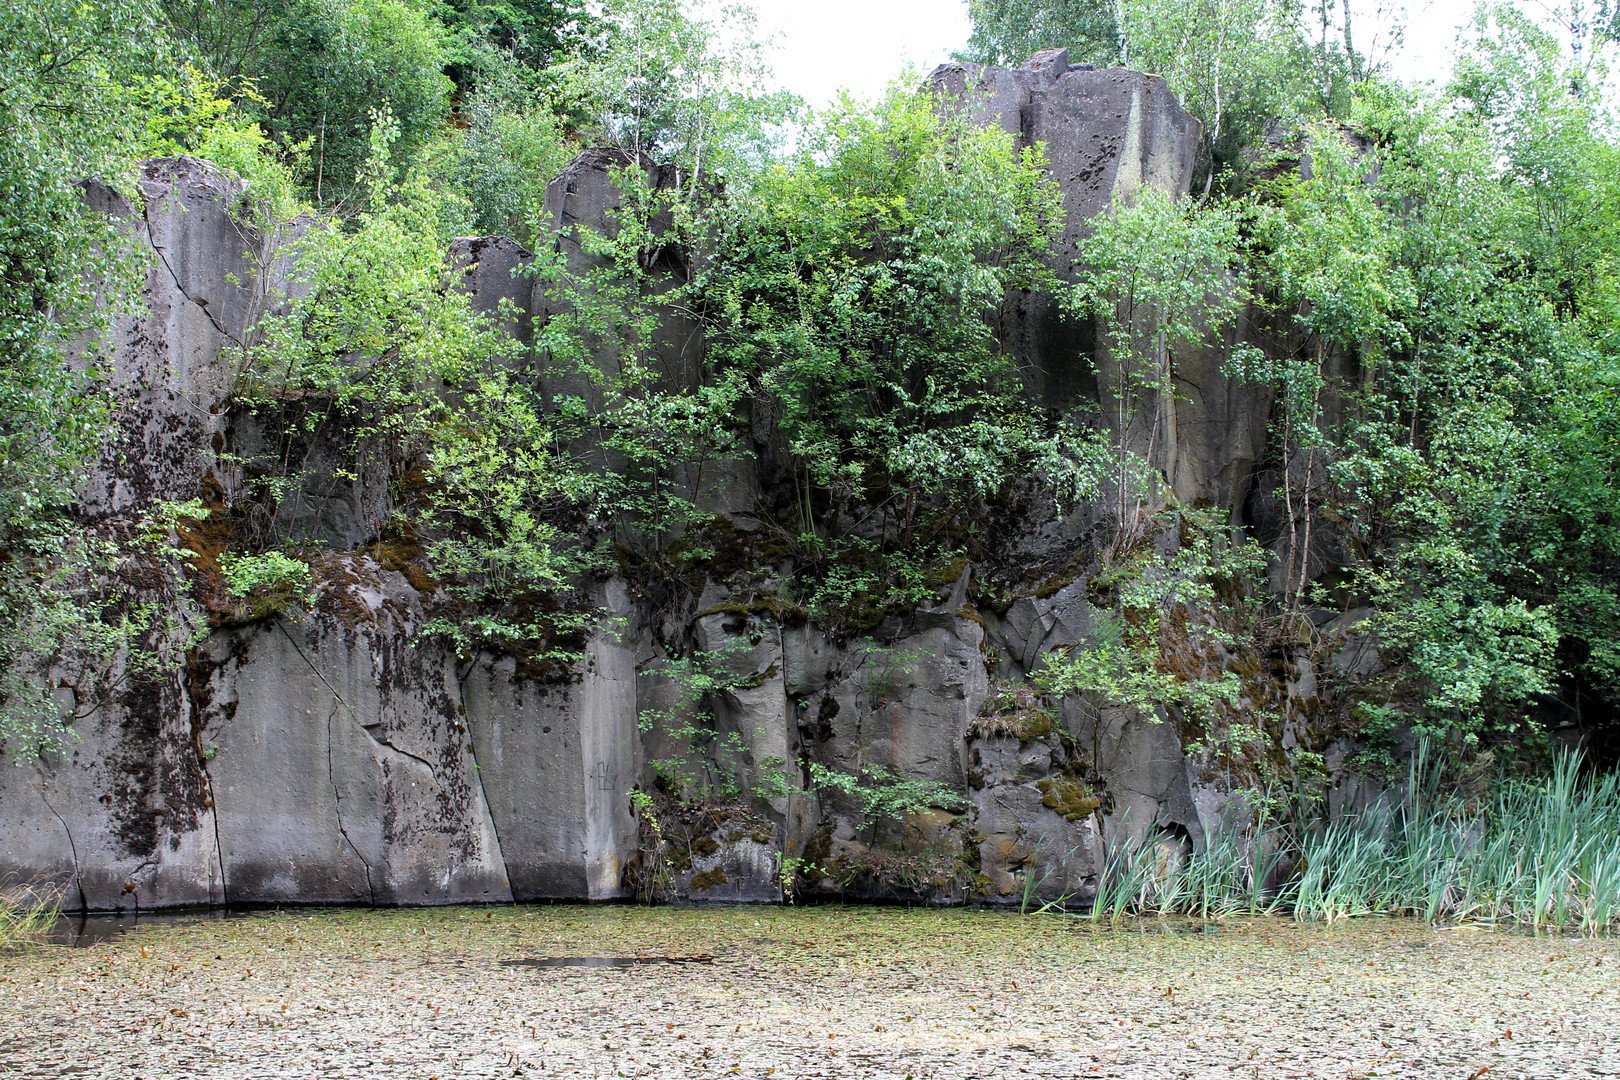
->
[48, 908, 248, 948]
[501, 955, 715, 969]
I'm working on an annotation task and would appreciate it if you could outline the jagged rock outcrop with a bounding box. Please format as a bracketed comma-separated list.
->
[928, 49, 1200, 413]
[0, 62, 1381, 912]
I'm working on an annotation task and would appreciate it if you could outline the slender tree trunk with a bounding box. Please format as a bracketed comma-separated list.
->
[1114, 305, 1132, 559]
[1342, 0, 1359, 81]
[1281, 439, 1299, 616]
[315, 110, 326, 204]
[1202, 12, 1225, 200]
[1158, 328, 1177, 497]
[1293, 340, 1326, 613]
[688, 58, 704, 203]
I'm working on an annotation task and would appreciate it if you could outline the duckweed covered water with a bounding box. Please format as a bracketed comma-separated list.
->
[3, 905, 1615, 1078]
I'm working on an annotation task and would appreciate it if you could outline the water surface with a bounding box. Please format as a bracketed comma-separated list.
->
[6, 905, 1613, 1078]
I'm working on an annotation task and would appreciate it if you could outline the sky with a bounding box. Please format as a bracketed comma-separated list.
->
[740, 0, 1543, 107]
[746, 0, 972, 106]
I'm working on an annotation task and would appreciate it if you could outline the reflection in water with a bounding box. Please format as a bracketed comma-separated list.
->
[48, 908, 240, 948]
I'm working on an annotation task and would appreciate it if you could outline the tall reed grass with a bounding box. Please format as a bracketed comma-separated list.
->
[0, 889, 59, 948]
[1082, 747, 1620, 934]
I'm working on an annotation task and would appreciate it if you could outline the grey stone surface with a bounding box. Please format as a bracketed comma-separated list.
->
[577, 579, 640, 899]
[677, 829, 783, 903]
[449, 235, 536, 347]
[929, 53, 1200, 259]
[1071, 701, 1201, 846]
[462, 656, 591, 900]
[0, 158, 270, 913]
[459, 583, 640, 903]
[196, 559, 512, 906]
[0, 670, 223, 913]
[971, 778, 1100, 902]
[927, 54, 1201, 414]
[77, 159, 249, 518]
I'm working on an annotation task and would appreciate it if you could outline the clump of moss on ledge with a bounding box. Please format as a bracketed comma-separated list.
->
[1035, 777, 1100, 821]
[817, 843, 969, 901]
[969, 684, 1062, 742]
[688, 867, 729, 892]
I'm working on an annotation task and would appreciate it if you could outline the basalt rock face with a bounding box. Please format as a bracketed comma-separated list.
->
[927, 49, 1201, 415]
[0, 65, 1380, 912]
[0, 159, 256, 914]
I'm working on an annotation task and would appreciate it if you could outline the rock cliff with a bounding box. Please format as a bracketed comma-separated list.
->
[0, 55, 1379, 911]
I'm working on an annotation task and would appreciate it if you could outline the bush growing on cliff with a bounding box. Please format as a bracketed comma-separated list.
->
[536, 80, 1113, 631]
[419, 66, 574, 245]
[1253, 10, 1620, 750]
[219, 550, 312, 609]
[0, 0, 231, 755]
[704, 88, 1076, 517]
[11, 0, 1620, 778]
[1068, 188, 1252, 554]
[1034, 506, 1264, 727]
[227, 120, 593, 655]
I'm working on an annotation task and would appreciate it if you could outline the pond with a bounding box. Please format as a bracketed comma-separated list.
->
[3, 905, 1614, 1078]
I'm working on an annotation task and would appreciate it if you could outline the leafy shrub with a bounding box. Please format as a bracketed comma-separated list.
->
[219, 551, 311, 600]
[807, 762, 965, 831]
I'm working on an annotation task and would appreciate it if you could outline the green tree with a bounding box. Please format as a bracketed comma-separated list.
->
[432, 0, 585, 88]
[163, 0, 295, 82]
[550, 0, 790, 179]
[1120, 0, 1304, 190]
[531, 80, 1109, 631]
[418, 58, 573, 244]
[1250, 123, 1413, 616]
[0, 0, 207, 754]
[957, 0, 1121, 68]
[1286, 11, 1620, 748]
[1068, 187, 1250, 553]
[231, 120, 590, 656]
[174, 0, 454, 205]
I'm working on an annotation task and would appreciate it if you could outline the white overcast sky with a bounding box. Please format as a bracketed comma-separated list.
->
[738, 1, 1557, 107]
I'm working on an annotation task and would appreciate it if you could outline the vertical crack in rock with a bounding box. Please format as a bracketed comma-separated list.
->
[274, 620, 377, 902]
[37, 784, 83, 913]
[454, 666, 511, 890]
[463, 712, 512, 893]
[186, 647, 231, 907]
[326, 703, 376, 905]
[140, 202, 241, 352]
[199, 740, 229, 908]
[273, 620, 439, 778]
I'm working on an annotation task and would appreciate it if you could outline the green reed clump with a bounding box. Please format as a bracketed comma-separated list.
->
[0, 890, 59, 948]
[1085, 821, 1291, 924]
[1082, 745, 1620, 934]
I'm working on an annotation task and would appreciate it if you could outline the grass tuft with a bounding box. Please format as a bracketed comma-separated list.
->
[0, 889, 60, 949]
